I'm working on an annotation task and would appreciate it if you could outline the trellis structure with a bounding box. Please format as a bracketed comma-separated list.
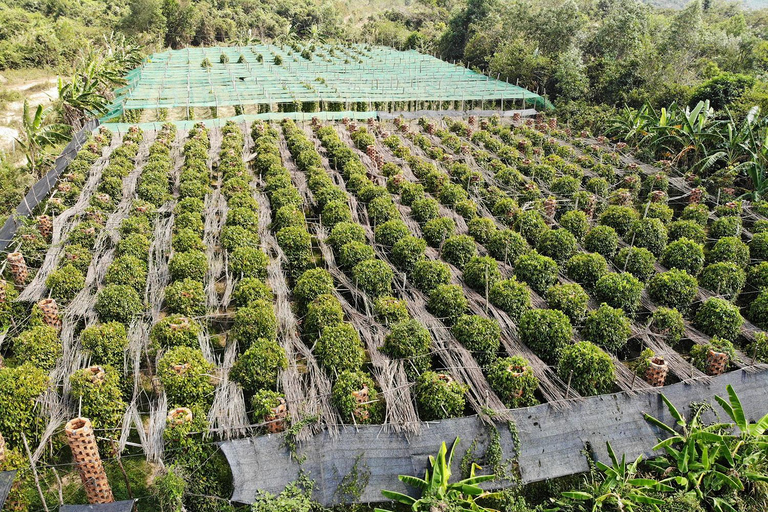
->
[103, 43, 548, 122]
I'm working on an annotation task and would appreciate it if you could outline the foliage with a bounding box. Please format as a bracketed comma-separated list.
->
[105, 254, 149, 292]
[557, 341, 615, 396]
[648, 269, 699, 313]
[582, 303, 632, 353]
[69, 365, 126, 442]
[428, 284, 468, 324]
[745, 332, 768, 364]
[229, 247, 268, 280]
[45, 263, 85, 302]
[150, 315, 201, 350]
[649, 307, 686, 348]
[487, 356, 539, 409]
[373, 296, 409, 326]
[374, 219, 410, 248]
[463, 255, 501, 294]
[594, 272, 644, 317]
[565, 252, 608, 289]
[708, 236, 750, 268]
[294, 268, 335, 309]
[331, 370, 383, 424]
[560, 210, 589, 241]
[0, 364, 49, 449]
[699, 262, 746, 299]
[315, 323, 365, 375]
[382, 319, 432, 379]
[545, 283, 590, 325]
[411, 259, 451, 294]
[414, 372, 468, 421]
[489, 278, 531, 321]
[391, 235, 427, 273]
[304, 294, 344, 341]
[230, 338, 287, 394]
[487, 229, 529, 265]
[519, 308, 572, 364]
[232, 277, 273, 306]
[514, 250, 559, 294]
[232, 300, 278, 346]
[169, 250, 208, 282]
[353, 259, 393, 297]
[13, 325, 61, 371]
[164, 278, 206, 316]
[95, 284, 144, 324]
[538, 228, 578, 263]
[441, 234, 478, 269]
[749, 289, 768, 330]
[694, 298, 743, 341]
[661, 238, 705, 276]
[451, 314, 501, 366]
[157, 346, 215, 407]
[691, 336, 737, 374]
[627, 218, 668, 256]
[422, 217, 456, 247]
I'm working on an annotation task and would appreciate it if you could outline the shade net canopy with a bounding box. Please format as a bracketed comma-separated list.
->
[59, 500, 136, 512]
[0, 471, 16, 509]
[104, 44, 547, 121]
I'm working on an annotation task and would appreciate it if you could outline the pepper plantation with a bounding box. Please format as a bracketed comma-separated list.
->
[1, 47, 768, 512]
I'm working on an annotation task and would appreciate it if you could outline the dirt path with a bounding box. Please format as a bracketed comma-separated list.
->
[0, 75, 59, 153]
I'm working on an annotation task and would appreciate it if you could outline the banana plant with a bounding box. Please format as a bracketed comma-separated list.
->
[375, 437, 500, 512]
[15, 100, 71, 178]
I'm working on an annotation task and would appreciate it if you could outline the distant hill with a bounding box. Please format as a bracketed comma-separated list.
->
[642, 0, 767, 8]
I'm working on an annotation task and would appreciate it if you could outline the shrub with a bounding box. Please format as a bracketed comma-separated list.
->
[599, 205, 639, 237]
[227, 207, 259, 231]
[615, 246, 656, 282]
[514, 251, 559, 294]
[157, 347, 215, 407]
[451, 315, 501, 366]
[750, 232, 768, 261]
[648, 269, 698, 312]
[560, 210, 589, 241]
[400, 182, 425, 205]
[104, 255, 148, 293]
[594, 272, 644, 316]
[229, 247, 268, 279]
[422, 218, 456, 247]
[172, 228, 206, 253]
[411, 260, 451, 294]
[681, 203, 710, 225]
[749, 289, 768, 329]
[428, 284, 468, 324]
[315, 323, 365, 374]
[95, 284, 144, 324]
[699, 262, 746, 299]
[294, 268, 334, 309]
[164, 279, 206, 316]
[582, 303, 632, 353]
[328, 222, 366, 250]
[486, 229, 529, 264]
[536, 228, 578, 263]
[62, 244, 93, 272]
[69, 366, 126, 441]
[0, 364, 50, 449]
[230, 338, 287, 394]
[708, 236, 750, 268]
[557, 342, 615, 396]
[463, 256, 501, 293]
[304, 294, 344, 341]
[649, 307, 685, 347]
[667, 220, 706, 244]
[627, 218, 667, 256]
[749, 262, 768, 291]
[745, 332, 768, 364]
[486, 356, 538, 408]
[352, 259, 393, 297]
[489, 278, 531, 321]
[382, 319, 432, 379]
[414, 371, 467, 420]
[121, 215, 153, 238]
[232, 278, 273, 306]
[321, 200, 353, 228]
[174, 212, 204, 234]
[150, 315, 202, 350]
[169, 251, 207, 282]
[46, 264, 85, 302]
[545, 283, 589, 324]
[118, 233, 152, 260]
[373, 296, 409, 326]
[273, 205, 305, 231]
[221, 225, 260, 252]
[565, 253, 608, 288]
[175, 197, 205, 216]
[332, 371, 383, 424]
[14, 326, 61, 371]
[690, 336, 736, 374]
[659, 238, 705, 277]
[440, 235, 476, 270]
[694, 297, 743, 341]
[519, 309, 572, 363]
[455, 199, 478, 220]
[584, 225, 619, 258]
[467, 217, 497, 245]
[391, 236, 426, 273]
[232, 300, 277, 346]
[276, 227, 312, 274]
[80, 322, 129, 371]
[515, 210, 549, 246]
[710, 216, 742, 239]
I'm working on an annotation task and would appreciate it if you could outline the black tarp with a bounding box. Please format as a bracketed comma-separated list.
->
[0, 119, 100, 253]
[59, 499, 135, 512]
[0, 470, 16, 509]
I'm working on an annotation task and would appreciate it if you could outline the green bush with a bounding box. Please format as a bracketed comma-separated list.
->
[172, 228, 206, 253]
[164, 279, 206, 316]
[0, 364, 50, 448]
[233, 300, 278, 346]
[594, 272, 644, 316]
[486, 356, 539, 408]
[229, 247, 268, 279]
[14, 326, 61, 371]
[382, 319, 432, 379]
[221, 225, 260, 252]
[80, 322, 129, 371]
[486, 229, 529, 264]
[62, 244, 93, 272]
[157, 347, 215, 407]
[694, 297, 743, 341]
[230, 339, 287, 394]
[251, 390, 286, 428]
[661, 238, 705, 276]
[515, 210, 549, 246]
[749, 289, 768, 329]
[442, 235, 477, 269]
[175, 197, 205, 216]
[169, 251, 208, 282]
[489, 278, 531, 321]
[649, 307, 685, 347]
[680, 203, 710, 225]
[411, 259, 451, 294]
[451, 314, 501, 366]
[467, 217, 497, 245]
[95, 284, 144, 324]
[105, 254, 148, 293]
[321, 200, 353, 228]
[463, 256, 501, 293]
[564, 254, 607, 289]
[519, 309, 572, 363]
[750, 232, 768, 261]
[120, 215, 153, 238]
[276, 227, 312, 274]
[69, 366, 125, 441]
[428, 284, 468, 324]
[373, 296, 409, 326]
[749, 261, 768, 291]
[232, 278, 273, 306]
[667, 220, 706, 244]
[710, 216, 742, 239]
[328, 222, 366, 250]
[745, 332, 768, 364]
[599, 205, 639, 237]
[227, 207, 259, 231]
[45, 264, 85, 302]
[392, 236, 427, 272]
[117, 233, 152, 261]
[708, 236, 750, 268]
[699, 262, 746, 299]
[400, 182, 425, 206]
[304, 294, 344, 341]
[414, 371, 467, 420]
[374, 219, 409, 248]
[545, 283, 589, 324]
[690, 336, 736, 374]
[648, 269, 698, 312]
[582, 303, 632, 353]
[294, 268, 335, 309]
[627, 218, 668, 256]
[332, 371, 383, 424]
[615, 246, 657, 282]
[584, 225, 619, 258]
[514, 251, 559, 294]
[174, 212, 204, 234]
[537, 228, 577, 262]
[557, 341, 615, 396]
[315, 323, 365, 375]
[560, 210, 589, 241]
[422, 218, 456, 247]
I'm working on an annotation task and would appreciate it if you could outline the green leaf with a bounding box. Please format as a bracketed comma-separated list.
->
[562, 491, 593, 500]
[644, 412, 677, 435]
[744, 472, 768, 483]
[399, 475, 428, 490]
[380, 490, 416, 505]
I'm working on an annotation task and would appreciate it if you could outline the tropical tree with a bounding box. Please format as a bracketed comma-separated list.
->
[15, 101, 71, 178]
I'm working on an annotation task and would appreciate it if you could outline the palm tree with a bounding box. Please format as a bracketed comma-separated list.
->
[15, 101, 71, 178]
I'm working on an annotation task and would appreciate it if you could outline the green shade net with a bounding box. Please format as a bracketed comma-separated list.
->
[103, 43, 548, 122]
